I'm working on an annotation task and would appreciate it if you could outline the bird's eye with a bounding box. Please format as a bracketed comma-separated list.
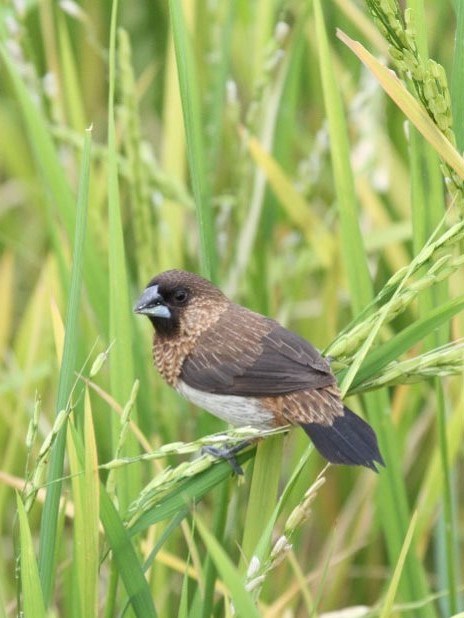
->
[172, 288, 188, 304]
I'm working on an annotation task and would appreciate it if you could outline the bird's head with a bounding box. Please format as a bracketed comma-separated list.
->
[134, 269, 227, 337]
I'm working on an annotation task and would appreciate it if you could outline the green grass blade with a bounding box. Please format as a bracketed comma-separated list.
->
[107, 0, 140, 509]
[178, 567, 189, 618]
[195, 516, 261, 618]
[239, 436, 283, 568]
[37, 127, 92, 604]
[57, 12, 87, 132]
[99, 486, 157, 618]
[252, 444, 315, 563]
[16, 494, 46, 618]
[434, 379, 460, 616]
[199, 482, 229, 618]
[312, 3, 372, 310]
[142, 510, 189, 573]
[117, 27, 154, 287]
[67, 391, 100, 618]
[380, 512, 418, 618]
[406, 2, 459, 610]
[168, 0, 217, 279]
[202, 3, 235, 175]
[416, 402, 464, 541]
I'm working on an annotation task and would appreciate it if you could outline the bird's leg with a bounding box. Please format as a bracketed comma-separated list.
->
[202, 440, 252, 475]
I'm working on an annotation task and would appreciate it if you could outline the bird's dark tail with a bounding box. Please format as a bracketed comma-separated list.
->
[300, 406, 385, 472]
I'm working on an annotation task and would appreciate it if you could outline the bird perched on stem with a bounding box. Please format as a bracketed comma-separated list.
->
[134, 269, 384, 472]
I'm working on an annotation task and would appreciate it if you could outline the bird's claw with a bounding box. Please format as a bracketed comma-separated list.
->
[201, 440, 251, 476]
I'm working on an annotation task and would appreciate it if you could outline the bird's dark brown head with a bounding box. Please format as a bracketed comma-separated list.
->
[134, 269, 228, 337]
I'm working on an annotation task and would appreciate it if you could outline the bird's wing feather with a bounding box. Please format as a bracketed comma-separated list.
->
[180, 305, 335, 396]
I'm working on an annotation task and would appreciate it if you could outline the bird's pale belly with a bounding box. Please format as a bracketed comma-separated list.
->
[176, 380, 276, 429]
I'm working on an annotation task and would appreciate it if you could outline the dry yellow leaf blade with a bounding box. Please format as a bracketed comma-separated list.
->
[337, 29, 464, 180]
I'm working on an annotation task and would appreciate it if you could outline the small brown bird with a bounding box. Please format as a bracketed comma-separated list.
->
[134, 269, 384, 471]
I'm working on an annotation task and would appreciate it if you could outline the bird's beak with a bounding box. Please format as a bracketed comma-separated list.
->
[133, 285, 171, 319]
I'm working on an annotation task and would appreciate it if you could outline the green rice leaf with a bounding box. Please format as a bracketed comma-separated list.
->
[100, 486, 157, 618]
[37, 127, 92, 604]
[16, 494, 46, 618]
[169, 0, 217, 279]
[195, 516, 261, 618]
[380, 512, 418, 618]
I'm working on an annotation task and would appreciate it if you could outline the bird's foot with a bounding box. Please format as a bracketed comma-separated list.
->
[202, 440, 252, 475]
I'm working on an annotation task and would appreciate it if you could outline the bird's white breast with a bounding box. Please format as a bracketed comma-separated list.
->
[176, 380, 275, 429]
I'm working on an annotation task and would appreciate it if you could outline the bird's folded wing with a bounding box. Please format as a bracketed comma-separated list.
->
[180, 305, 335, 396]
